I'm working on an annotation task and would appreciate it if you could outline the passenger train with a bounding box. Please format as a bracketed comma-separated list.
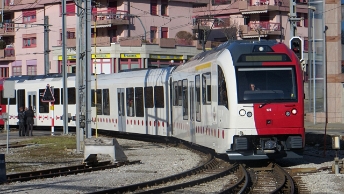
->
[0, 40, 304, 160]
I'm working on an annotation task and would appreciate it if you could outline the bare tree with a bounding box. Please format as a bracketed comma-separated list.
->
[175, 31, 193, 45]
[218, 18, 238, 40]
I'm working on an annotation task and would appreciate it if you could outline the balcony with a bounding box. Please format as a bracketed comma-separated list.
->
[57, 39, 76, 48]
[169, 0, 209, 4]
[91, 10, 129, 27]
[239, 22, 281, 38]
[0, 23, 15, 36]
[0, 48, 15, 61]
[239, 0, 282, 11]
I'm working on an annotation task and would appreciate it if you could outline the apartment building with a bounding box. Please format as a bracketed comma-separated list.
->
[0, 0, 204, 76]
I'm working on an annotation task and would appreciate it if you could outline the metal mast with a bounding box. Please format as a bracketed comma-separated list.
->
[85, 0, 92, 138]
[62, 0, 68, 134]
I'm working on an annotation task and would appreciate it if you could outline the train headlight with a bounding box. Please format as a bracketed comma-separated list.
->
[285, 111, 291, 116]
[239, 109, 246, 116]
[291, 109, 297, 115]
[247, 111, 252, 117]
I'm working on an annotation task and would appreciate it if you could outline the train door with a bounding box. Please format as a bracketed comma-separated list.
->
[189, 81, 196, 143]
[117, 88, 126, 132]
[211, 64, 218, 125]
[27, 91, 37, 124]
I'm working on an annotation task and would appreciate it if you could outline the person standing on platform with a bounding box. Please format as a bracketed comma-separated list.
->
[23, 107, 28, 136]
[18, 107, 25, 136]
[25, 106, 35, 136]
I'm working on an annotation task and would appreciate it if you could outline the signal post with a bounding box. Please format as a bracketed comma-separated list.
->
[41, 84, 55, 136]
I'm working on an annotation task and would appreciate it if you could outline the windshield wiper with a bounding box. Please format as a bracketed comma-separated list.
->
[259, 99, 282, 108]
[259, 101, 271, 108]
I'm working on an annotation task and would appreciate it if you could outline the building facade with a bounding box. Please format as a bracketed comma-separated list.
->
[0, 0, 341, 123]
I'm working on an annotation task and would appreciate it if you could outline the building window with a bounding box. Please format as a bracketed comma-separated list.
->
[304, 38, 308, 52]
[161, 27, 168, 38]
[150, 26, 157, 43]
[60, 31, 76, 40]
[0, 67, 9, 78]
[12, 66, 22, 76]
[27, 65, 37, 75]
[212, 0, 231, 5]
[60, 3, 76, 16]
[23, 37, 37, 48]
[304, 14, 308, 27]
[120, 58, 141, 70]
[161, 0, 168, 16]
[22, 10, 36, 23]
[151, 0, 157, 15]
[296, 13, 301, 27]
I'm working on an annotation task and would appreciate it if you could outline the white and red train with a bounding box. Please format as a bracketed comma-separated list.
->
[0, 40, 304, 160]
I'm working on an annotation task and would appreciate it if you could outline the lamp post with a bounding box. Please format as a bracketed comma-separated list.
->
[308, 5, 316, 124]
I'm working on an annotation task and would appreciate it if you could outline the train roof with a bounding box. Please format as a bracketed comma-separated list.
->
[176, 40, 291, 72]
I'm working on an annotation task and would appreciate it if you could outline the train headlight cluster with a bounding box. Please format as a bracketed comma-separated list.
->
[239, 109, 253, 117]
[239, 109, 246, 116]
[285, 109, 298, 117]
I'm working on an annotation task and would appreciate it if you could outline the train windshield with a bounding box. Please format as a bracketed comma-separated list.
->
[236, 67, 297, 103]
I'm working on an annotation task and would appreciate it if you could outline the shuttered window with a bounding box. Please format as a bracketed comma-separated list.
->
[22, 10, 36, 23]
[60, 3, 76, 16]
[151, 0, 157, 15]
[161, 27, 168, 38]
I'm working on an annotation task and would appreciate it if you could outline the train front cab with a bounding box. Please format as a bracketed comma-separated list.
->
[227, 43, 304, 160]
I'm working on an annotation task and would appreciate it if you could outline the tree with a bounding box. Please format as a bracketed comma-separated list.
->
[218, 18, 238, 40]
[175, 31, 193, 45]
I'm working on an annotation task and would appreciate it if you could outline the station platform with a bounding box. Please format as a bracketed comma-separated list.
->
[305, 121, 344, 136]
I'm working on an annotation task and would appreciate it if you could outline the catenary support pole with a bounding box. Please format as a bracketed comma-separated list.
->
[86, 0, 92, 138]
[44, 16, 50, 75]
[62, 0, 68, 134]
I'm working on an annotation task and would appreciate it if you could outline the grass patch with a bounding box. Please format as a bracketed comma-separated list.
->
[5, 135, 83, 174]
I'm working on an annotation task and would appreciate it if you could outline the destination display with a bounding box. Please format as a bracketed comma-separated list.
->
[239, 54, 291, 62]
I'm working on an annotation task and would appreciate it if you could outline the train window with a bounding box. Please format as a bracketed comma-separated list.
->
[236, 67, 298, 103]
[195, 75, 201, 122]
[96, 89, 102, 115]
[17, 89, 25, 110]
[144, 87, 154, 108]
[182, 79, 188, 120]
[54, 88, 60, 105]
[218, 66, 228, 109]
[173, 81, 178, 106]
[154, 86, 164, 108]
[1, 90, 16, 105]
[91, 89, 95, 107]
[135, 87, 144, 117]
[39, 89, 49, 113]
[178, 80, 182, 106]
[61, 88, 76, 105]
[202, 73, 211, 104]
[126, 88, 135, 117]
[103, 89, 110, 115]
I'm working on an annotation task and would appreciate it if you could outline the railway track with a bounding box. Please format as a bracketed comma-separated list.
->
[246, 161, 296, 194]
[0, 143, 27, 149]
[4, 160, 140, 183]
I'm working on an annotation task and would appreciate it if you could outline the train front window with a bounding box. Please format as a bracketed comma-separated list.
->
[236, 67, 297, 103]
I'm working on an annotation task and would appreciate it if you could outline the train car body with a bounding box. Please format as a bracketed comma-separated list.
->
[171, 41, 304, 159]
[0, 40, 304, 160]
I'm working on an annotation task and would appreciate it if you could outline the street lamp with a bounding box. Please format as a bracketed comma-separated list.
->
[308, 5, 316, 124]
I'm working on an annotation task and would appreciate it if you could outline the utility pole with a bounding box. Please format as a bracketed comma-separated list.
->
[62, 0, 68, 134]
[86, 0, 92, 138]
[44, 16, 50, 75]
[75, 0, 85, 152]
[289, 0, 302, 38]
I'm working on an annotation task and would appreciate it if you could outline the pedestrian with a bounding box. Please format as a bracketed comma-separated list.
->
[25, 106, 35, 136]
[17, 107, 25, 136]
[23, 107, 28, 136]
